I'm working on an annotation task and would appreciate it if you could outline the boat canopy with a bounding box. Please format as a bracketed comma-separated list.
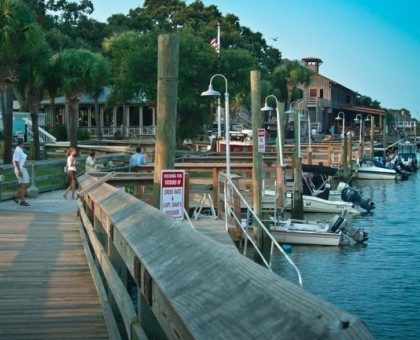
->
[302, 164, 338, 176]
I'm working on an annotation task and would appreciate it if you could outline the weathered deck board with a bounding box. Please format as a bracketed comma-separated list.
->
[187, 218, 238, 251]
[0, 211, 108, 339]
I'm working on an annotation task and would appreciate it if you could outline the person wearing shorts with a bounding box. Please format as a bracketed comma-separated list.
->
[11, 138, 30, 206]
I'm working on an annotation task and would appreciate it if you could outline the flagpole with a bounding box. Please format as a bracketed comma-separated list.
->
[217, 22, 220, 54]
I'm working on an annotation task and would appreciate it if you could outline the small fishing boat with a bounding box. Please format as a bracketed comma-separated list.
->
[396, 142, 418, 171]
[270, 212, 368, 246]
[356, 157, 396, 180]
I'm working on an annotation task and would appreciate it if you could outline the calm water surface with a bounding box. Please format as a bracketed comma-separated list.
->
[273, 163, 420, 339]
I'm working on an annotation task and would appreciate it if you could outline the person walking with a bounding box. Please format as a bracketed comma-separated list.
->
[85, 150, 96, 173]
[11, 138, 30, 206]
[64, 148, 78, 199]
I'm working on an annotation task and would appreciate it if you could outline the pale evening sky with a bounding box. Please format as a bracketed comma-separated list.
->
[88, 0, 420, 119]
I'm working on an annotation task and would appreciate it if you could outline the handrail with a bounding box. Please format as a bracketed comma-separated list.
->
[24, 118, 57, 143]
[223, 174, 303, 287]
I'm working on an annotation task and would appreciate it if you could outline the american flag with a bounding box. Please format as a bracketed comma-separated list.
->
[210, 37, 218, 49]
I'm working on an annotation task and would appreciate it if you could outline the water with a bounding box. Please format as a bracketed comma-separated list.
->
[273, 166, 420, 339]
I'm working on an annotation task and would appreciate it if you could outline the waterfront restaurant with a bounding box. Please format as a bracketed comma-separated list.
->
[40, 87, 156, 139]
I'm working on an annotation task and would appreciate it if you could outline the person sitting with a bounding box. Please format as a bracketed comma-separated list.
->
[85, 151, 96, 173]
[130, 145, 147, 168]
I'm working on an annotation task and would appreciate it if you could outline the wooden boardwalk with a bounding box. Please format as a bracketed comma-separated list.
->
[0, 211, 108, 339]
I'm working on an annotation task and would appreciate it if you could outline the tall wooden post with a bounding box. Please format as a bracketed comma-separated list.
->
[153, 34, 180, 208]
[342, 137, 348, 178]
[291, 110, 303, 219]
[370, 116, 375, 157]
[383, 122, 388, 159]
[347, 132, 353, 172]
[251, 71, 262, 218]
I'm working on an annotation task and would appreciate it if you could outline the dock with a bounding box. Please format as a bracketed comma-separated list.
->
[0, 210, 108, 339]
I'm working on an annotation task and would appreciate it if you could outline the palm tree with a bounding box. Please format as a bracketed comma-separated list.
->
[273, 59, 312, 137]
[87, 55, 111, 140]
[16, 38, 51, 160]
[0, 0, 44, 163]
[52, 48, 111, 148]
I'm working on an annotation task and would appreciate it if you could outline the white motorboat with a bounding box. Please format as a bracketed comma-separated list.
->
[356, 157, 396, 180]
[270, 213, 368, 246]
[285, 193, 360, 215]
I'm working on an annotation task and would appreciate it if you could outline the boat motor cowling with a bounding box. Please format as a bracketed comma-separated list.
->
[341, 187, 375, 211]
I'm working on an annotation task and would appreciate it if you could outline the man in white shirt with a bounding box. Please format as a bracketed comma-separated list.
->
[11, 138, 30, 206]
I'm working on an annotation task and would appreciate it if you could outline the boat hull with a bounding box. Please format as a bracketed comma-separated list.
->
[356, 169, 396, 180]
[284, 194, 360, 214]
[272, 230, 342, 246]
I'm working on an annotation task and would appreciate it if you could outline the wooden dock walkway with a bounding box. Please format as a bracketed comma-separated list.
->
[0, 210, 108, 339]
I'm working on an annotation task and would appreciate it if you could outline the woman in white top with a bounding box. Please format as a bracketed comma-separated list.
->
[64, 148, 78, 199]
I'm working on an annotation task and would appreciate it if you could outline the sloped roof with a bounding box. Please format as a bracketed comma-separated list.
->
[341, 105, 385, 116]
[40, 87, 148, 106]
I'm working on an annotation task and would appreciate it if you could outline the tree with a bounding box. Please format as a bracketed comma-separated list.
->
[273, 59, 312, 135]
[52, 48, 110, 148]
[86, 55, 111, 140]
[0, 0, 45, 163]
[16, 35, 51, 160]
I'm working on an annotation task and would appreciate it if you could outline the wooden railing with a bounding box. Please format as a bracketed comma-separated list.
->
[77, 174, 373, 339]
[0, 153, 129, 200]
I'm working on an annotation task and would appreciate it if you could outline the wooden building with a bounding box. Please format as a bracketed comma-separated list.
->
[40, 87, 156, 139]
[300, 57, 385, 135]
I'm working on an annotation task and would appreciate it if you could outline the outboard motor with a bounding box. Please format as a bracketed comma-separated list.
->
[341, 224, 369, 243]
[341, 186, 375, 211]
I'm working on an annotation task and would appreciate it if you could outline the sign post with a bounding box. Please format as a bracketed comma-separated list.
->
[160, 170, 185, 219]
[258, 128, 266, 152]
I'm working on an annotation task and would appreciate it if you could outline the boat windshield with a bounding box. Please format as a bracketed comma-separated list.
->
[360, 157, 387, 168]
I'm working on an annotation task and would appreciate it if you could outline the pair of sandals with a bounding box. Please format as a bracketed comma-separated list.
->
[11, 195, 30, 206]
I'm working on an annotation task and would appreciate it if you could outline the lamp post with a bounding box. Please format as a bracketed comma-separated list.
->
[354, 114, 363, 159]
[262, 95, 283, 166]
[365, 115, 374, 157]
[262, 95, 285, 210]
[335, 111, 345, 139]
[217, 98, 222, 138]
[201, 74, 230, 176]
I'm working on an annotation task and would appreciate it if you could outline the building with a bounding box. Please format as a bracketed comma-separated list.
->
[40, 87, 156, 139]
[300, 57, 385, 136]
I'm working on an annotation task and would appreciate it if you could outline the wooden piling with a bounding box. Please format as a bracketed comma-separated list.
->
[153, 34, 180, 208]
[291, 110, 303, 219]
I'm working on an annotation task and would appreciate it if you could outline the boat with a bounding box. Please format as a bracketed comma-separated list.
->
[356, 157, 396, 180]
[269, 211, 368, 246]
[396, 142, 418, 171]
[285, 193, 361, 215]
[283, 164, 375, 214]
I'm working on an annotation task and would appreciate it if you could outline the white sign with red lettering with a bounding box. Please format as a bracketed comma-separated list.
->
[258, 128, 266, 152]
[160, 170, 185, 219]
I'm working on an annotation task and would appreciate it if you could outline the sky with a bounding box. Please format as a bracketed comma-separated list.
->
[88, 0, 420, 119]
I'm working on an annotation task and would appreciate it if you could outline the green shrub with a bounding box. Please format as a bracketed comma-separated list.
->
[77, 128, 90, 140]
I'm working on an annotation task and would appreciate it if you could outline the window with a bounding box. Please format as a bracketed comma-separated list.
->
[309, 88, 317, 97]
[143, 106, 154, 126]
[116, 106, 124, 126]
[78, 107, 88, 127]
[129, 106, 140, 126]
[320, 89, 324, 99]
[103, 108, 113, 126]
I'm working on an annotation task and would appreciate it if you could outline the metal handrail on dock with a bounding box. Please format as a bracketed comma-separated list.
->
[222, 174, 303, 287]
